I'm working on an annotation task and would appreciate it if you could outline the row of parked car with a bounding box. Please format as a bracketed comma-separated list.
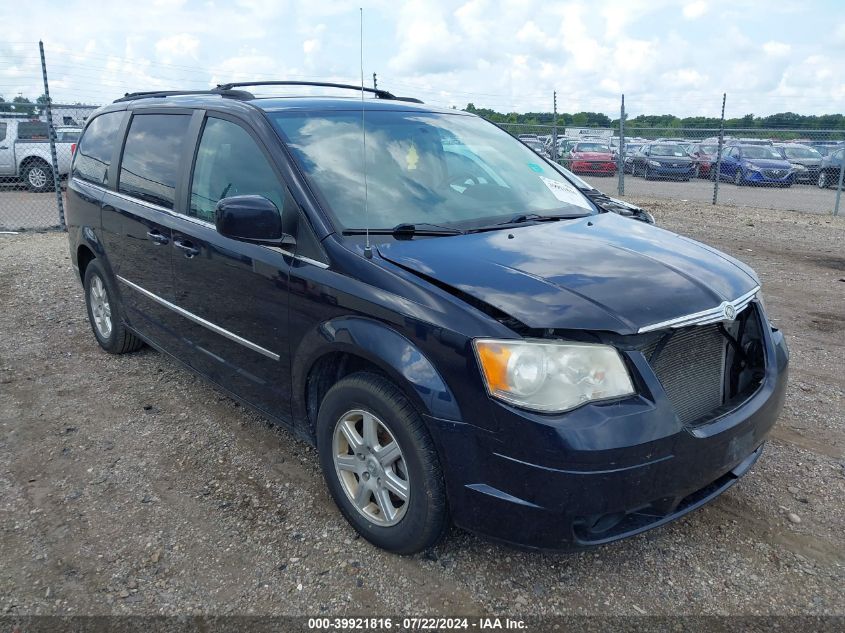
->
[516, 132, 845, 189]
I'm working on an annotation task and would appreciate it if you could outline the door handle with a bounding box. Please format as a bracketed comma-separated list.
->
[0, 145, 8, 150]
[146, 229, 169, 245]
[174, 238, 200, 258]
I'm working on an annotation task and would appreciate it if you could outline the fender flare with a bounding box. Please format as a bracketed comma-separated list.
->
[292, 316, 462, 427]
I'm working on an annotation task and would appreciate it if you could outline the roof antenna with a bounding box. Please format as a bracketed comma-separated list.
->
[360, 7, 372, 259]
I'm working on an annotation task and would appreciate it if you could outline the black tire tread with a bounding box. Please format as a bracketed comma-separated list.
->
[83, 260, 144, 355]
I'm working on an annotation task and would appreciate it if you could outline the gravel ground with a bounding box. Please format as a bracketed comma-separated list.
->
[0, 200, 843, 619]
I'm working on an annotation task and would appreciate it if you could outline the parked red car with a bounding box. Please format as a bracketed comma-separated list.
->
[689, 143, 720, 178]
[569, 142, 617, 176]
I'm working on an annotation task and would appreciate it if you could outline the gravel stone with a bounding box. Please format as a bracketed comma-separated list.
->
[0, 200, 843, 616]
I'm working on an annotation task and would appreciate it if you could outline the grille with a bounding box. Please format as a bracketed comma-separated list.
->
[763, 169, 786, 178]
[641, 324, 727, 425]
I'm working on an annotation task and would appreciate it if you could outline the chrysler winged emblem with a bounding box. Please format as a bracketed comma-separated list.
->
[723, 303, 736, 320]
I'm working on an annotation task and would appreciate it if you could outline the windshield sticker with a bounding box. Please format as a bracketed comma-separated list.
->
[406, 144, 419, 170]
[527, 163, 543, 173]
[539, 176, 592, 210]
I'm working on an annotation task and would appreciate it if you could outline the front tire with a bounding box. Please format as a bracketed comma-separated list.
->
[734, 169, 744, 186]
[83, 259, 144, 354]
[316, 373, 449, 554]
[818, 171, 829, 188]
[23, 161, 54, 193]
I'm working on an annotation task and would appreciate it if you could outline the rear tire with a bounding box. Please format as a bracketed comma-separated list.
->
[23, 160, 54, 193]
[83, 259, 144, 354]
[316, 372, 449, 554]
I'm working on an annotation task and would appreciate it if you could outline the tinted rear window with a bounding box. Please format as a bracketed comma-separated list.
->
[17, 121, 50, 140]
[72, 112, 124, 186]
[119, 114, 191, 208]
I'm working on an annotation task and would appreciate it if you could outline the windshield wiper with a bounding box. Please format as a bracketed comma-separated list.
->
[468, 213, 586, 233]
[342, 222, 465, 237]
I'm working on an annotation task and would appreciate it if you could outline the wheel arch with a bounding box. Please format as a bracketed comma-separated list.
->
[76, 244, 96, 283]
[293, 316, 462, 442]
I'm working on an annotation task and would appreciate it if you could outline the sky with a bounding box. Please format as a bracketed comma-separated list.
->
[1, 0, 843, 118]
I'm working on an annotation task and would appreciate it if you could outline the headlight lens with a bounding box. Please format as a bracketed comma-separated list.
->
[474, 339, 635, 413]
[746, 164, 760, 172]
[648, 160, 661, 167]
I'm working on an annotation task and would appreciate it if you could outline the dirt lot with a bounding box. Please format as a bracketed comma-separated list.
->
[1, 200, 843, 619]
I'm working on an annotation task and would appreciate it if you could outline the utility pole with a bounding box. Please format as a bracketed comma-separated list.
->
[617, 94, 625, 196]
[372, 72, 377, 90]
[38, 40, 65, 230]
[712, 93, 727, 206]
[552, 91, 558, 161]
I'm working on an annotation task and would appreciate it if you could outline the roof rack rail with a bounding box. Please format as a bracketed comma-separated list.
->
[214, 81, 423, 103]
[113, 88, 254, 103]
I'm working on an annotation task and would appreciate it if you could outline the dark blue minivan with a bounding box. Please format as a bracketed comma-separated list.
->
[66, 83, 788, 554]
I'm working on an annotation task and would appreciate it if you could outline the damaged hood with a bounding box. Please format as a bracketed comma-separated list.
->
[377, 213, 759, 334]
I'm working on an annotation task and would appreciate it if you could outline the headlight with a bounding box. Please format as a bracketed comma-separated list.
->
[792, 163, 807, 171]
[648, 160, 660, 167]
[473, 339, 635, 413]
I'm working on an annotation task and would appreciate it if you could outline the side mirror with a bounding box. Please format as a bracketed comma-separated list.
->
[215, 195, 295, 248]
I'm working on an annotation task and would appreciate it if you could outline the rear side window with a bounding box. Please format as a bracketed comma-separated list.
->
[0, 123, 6, 142]
[189, 117, 284, 222]
[17, 121, 49, 140]
[73, 112, 123, 186]
[119, 114, 191, 209]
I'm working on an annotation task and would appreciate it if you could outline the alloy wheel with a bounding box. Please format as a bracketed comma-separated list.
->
[332, 409, 410, 526]
[28, 166, 48, 189]
[89, 275, 112, 339]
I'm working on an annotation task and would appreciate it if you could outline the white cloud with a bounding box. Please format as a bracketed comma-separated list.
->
[155, 34, 200, 62]
[762, 41, 791, 57]
[0, 0, 841, 118]
[682, 1, 708, 19]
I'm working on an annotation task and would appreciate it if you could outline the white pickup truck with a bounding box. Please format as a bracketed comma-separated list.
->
[0, 118, 79, 192]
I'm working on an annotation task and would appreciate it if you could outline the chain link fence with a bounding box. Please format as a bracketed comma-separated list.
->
[0, 105, 96, 231]
[496, 118, 845, 216]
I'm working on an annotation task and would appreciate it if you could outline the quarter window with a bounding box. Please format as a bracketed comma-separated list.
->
[72, 111, 123, 186]
[119, 114, 191, 208]
[189, 117, 284, 223]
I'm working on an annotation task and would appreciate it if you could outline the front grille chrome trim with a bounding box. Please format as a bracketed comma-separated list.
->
[637, 286, 759, 334]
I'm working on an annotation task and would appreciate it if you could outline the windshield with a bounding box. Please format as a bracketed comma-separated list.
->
[556, 166, 591, 189]
[742, 146, 783, 159]
[782, 146, 821, 159]
[650, 145, 688, 157]
[271, 110, 594, 230]
[574, 142, 611, 153]
[700, 145, 718, 154]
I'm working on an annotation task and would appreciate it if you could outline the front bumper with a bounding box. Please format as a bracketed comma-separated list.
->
[572, 160, 616, 174]
[648, 164, 696, 179]
[428, 325, 789, 550]
[743, 169, 795, 185]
